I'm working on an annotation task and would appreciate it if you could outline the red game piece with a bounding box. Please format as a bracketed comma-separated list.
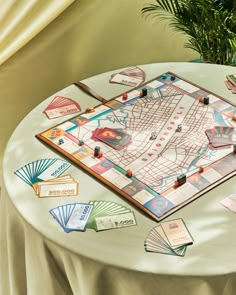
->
[173, 180, 179, 189]
[86, 107, 95, 113]
[232, 115, 236, 121]
[198, 96, 204, 103]
[199, 166, 204, 173]
[97, 151, 103, 158]
[126, 169, 133, 178]
[122, 93, 128, 100]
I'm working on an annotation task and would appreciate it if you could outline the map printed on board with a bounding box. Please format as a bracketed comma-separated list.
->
[36, 72, 236, 221]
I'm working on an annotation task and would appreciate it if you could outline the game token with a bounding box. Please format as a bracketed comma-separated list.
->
[86, 107, 95, 113]
[198, 96, 204, 103]
[177, 174, 186, 186]
[97, 151, 103, 158]
[58, 139, 64, 145]
[79, 139, 84, 146]
[141, 88, 147, 97]
[233, 144, 236, 153]
[232, 115, 236, 121]
[170, 75, 176, 81]
[173, 180, 179, 189]
[122, 93, 128, 100]
[204, 96, 209, 105]
[198, 166, 204, 173]
[162, 74, 167, 80]
[94, 146, 100, 157]
[176, 124, 182, 132]
[150, 132, 157, 140]
[199, 96, 209, 105]
[126, 169, 133, 178]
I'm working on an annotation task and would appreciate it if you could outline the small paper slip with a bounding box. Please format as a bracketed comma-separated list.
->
[161, 218, 194, 247]
[95, 212, 136, 231]
[33, 174, 79, 198]
[220, 194, 236, 213]
[50, 203, 93, 232]
[43, 96, 81, 119]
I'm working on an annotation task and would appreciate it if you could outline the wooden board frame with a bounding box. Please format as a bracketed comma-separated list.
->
[36, 72, 236, 221]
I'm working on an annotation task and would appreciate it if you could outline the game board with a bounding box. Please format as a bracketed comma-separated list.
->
[36, 72, 236, 221]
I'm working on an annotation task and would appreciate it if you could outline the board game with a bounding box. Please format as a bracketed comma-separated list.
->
[36, 72, 236, 221]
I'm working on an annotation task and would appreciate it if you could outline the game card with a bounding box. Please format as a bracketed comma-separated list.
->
[219, 194, 236, 213]
[161, 219, 193, 247]
[95, 212, 136, 231]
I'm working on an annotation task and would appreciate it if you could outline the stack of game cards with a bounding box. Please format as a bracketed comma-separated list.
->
[14, 158, 71, 186]
[33, 174, 79, 198]
[225, 74, 236, 94]
[205, 126, 234, 149]
[50, 203, 93, 232]
[144, 218, 194, 256]
[43, 96, 81, 119]
[92, 127, 132, 150]
[87, 200, 136, 231]
[109, 66, 146, 87]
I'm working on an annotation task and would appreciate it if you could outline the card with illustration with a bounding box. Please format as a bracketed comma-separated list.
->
[93, 127, 132, 150]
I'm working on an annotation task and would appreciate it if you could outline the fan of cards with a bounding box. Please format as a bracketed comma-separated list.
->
[32, 174, 79, 198]
[225, 74, 236, 94]
[14, 158, 71, 186]
[145, 219, 194, 257]
[205, 126, 234, 149]
[109, 66, 146, 87]
[87, 200, 136, 231]
[50, 203, 93, 232]
[43, 96, 81, 119]
[50, 200, 136, 232]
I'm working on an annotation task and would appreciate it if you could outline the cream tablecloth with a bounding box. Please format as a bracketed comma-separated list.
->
[1, 63, 236, 295]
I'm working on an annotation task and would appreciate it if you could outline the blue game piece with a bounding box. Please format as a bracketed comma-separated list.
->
[58, 139, 64, 145]
[162, 74, 167, 80]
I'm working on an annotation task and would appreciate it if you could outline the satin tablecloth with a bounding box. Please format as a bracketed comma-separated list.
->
[1, 62, 236, 295]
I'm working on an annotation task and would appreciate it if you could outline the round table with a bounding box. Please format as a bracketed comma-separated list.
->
[1, 62, 236, 295]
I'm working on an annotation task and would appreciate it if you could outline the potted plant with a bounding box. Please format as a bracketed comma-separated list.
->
[142, 0, 236, 65]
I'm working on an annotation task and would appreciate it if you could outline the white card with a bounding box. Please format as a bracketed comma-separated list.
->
[220, 194, 236, 213]
[95, 212, 136, 231]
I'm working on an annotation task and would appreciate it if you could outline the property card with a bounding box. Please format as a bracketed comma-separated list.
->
[161, 218, 193, 247]
[95, 212, 136, 231]
[219, 194, 236, 213]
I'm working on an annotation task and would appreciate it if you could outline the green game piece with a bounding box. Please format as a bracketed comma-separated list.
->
[162, 74, 167, 80]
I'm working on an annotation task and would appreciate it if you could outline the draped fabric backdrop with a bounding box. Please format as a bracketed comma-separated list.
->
[0, 0, 74, 65]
